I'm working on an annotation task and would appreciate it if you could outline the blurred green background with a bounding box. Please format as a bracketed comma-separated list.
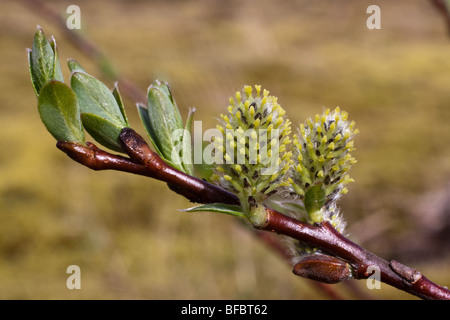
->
[0, 0, 449, 299]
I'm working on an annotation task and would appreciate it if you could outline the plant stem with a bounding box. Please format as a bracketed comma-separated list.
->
[262, 208, 450, 300]
[56, 129, 239, 206]
[56, 128, 450, 300]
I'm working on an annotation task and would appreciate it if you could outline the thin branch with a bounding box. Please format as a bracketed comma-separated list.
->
[263, 209, 450, 300]
[56, 128, 450, 300]
[430, 0, 450, 35]
[57, 137, 351, 300]
[56, 133, 239, 206]
[250, 229, 347, 300]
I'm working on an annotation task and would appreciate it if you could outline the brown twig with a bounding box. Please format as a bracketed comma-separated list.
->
[56, 128, 450, 300]
[263, 209, 450, 300]
[430, 0, 450, 35]
[58, 136, 348, 300]
[56, 131, 239, 206]
[250, 229, 347, 300]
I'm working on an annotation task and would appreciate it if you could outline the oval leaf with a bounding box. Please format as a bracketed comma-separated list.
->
[137, 103, 164, 156]
[112, 82, 128, 124]
[38, 81, 84, 142]
[29, 27, 63, 96]
[145, 80, 183, 161]
[70, 71, 128, 128]
[81, 113, 123, 152]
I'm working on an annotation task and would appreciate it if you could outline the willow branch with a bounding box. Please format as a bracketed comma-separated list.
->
[57, 131, 239, 206]
[56, 128, 450, 300]
[57, 137, 349, 300]
[262, 209, 450, 300]
[430, 0, 450, 35]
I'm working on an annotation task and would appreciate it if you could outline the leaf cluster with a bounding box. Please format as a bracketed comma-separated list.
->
[28, 27, 193, 175]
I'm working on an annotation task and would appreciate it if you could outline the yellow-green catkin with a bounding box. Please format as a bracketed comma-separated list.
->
[210, 85, 292, 226]
[290, 107, 358, 234]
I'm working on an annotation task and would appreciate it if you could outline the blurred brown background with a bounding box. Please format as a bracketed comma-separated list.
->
[0, 0, 449, 299]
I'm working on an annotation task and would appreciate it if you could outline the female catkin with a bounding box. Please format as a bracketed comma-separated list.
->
[210, 85, 292, 227]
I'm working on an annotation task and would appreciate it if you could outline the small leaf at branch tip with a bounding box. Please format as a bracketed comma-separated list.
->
[180, 203, 246, 219]
[67, 58, 87, 74]
[38, 81, 84, 143]
[144, 79, 187, 172]
[30, 26, 60, 96]
[80, 113, 124, 153]
[112, 82, 128, 124]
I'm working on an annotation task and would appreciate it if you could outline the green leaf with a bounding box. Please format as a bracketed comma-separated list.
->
[137, 103, 164, 156]
[112, 82, 128, 125]
[180, 107, 195, 176]
[28, 26, 64, 97]
[69, 67, 131, 152]
[81, 113, 123, 152]
[145, 80, 184, 161]
[49, 36, 64, 83]
[68, 58, 87, 74]
[37, 81, 85, 143]
[181, 203, 246, 219]
[138, 81, 196, 175]
[70, 71, 128, 128]
[304, 184, 326, 220]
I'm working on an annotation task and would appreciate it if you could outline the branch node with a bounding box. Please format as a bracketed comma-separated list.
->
[390, 260, 422, 285]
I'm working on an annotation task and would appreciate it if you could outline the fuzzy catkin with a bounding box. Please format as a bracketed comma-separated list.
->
[287, 107, 358, 255]
[210, 85, 292, 224]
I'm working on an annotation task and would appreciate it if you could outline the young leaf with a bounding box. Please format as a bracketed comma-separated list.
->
[68, 58, 87, 74]
[145, 80, 184, 161]
[138, 80, 197, 174]
[49, 36, 64, 83]
[137, 103, 164, 156]
[180, 107, 195, 176]
[181, 203, 246, 219]
[37, 81, 84, 143]
[70, 71, 128, 128]
[136, 104, 184, 171]
[80, 113, 123, 152]
[112, 82, 128, 125]
[28, 26, 64, 97]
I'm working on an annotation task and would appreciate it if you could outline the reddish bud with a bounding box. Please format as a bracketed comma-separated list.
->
[293, 254, 351, 284]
